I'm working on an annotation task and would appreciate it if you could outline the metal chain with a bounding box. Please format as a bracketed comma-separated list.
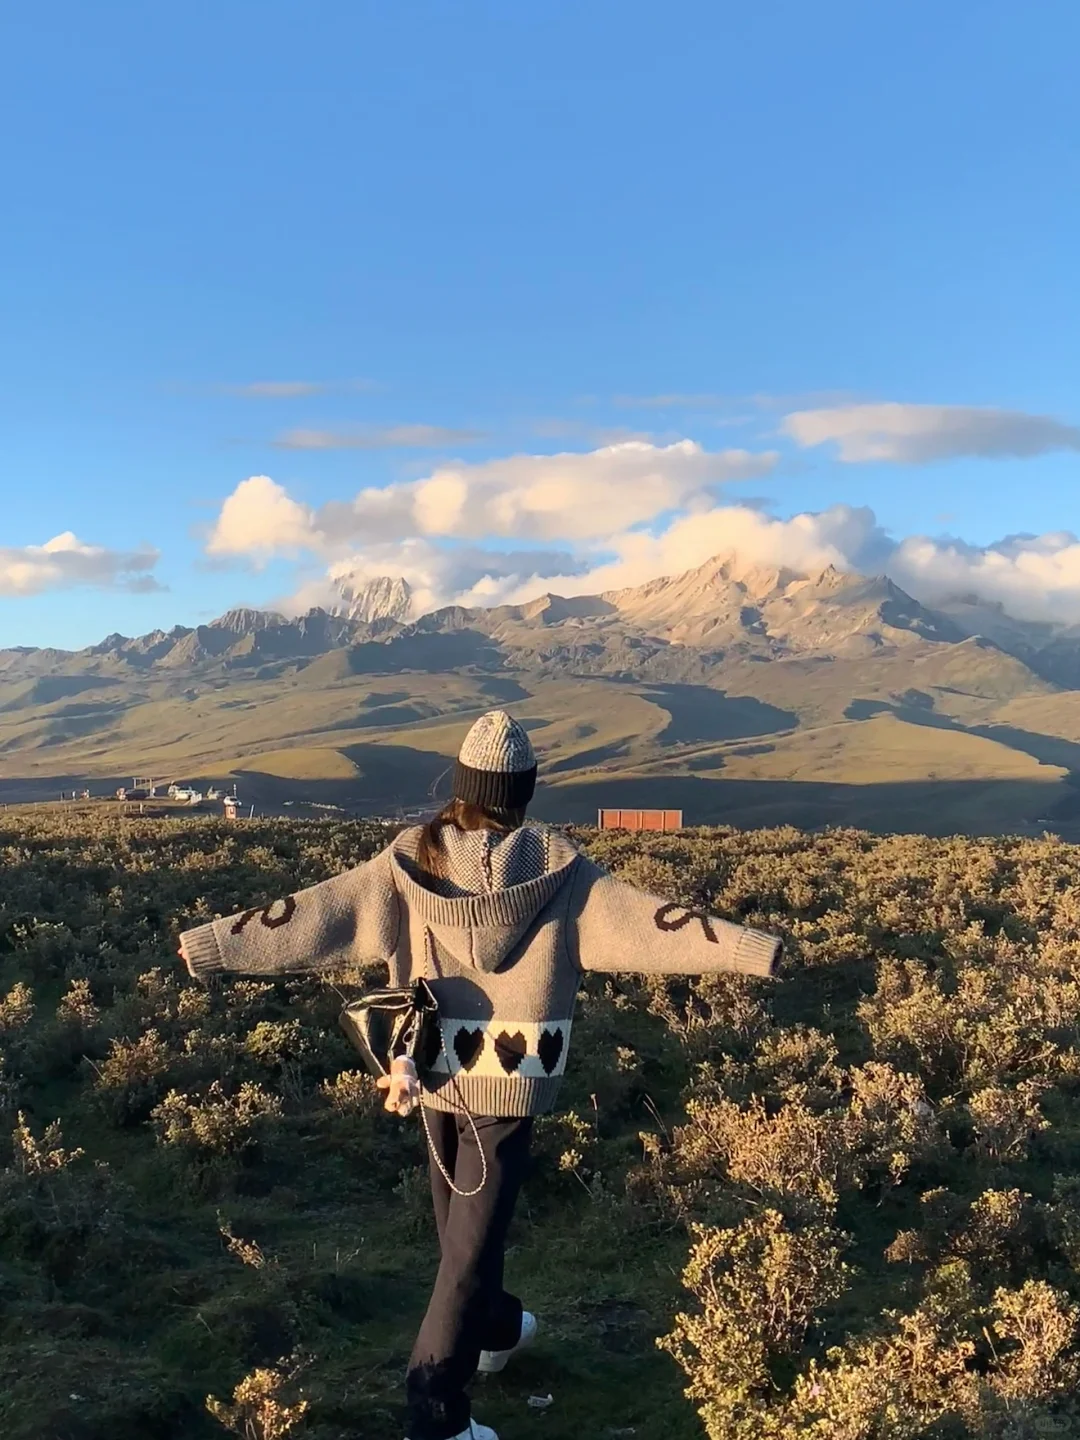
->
[417, 1024, 488, 1198]
[414, 927, 488, 1199]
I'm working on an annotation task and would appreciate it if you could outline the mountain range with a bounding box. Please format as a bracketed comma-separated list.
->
[4, 556, 1080, 836]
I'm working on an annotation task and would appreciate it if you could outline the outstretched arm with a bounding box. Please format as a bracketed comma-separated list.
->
[569, 858, 780, 978]
[178, 847, 399, 980]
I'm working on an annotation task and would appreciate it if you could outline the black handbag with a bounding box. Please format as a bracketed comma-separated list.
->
[338, 937, 487, 1199]
[338, 977, 440, 1079]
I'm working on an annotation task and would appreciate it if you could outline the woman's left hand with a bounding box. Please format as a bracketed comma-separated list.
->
[377, 1056, 420, 1116]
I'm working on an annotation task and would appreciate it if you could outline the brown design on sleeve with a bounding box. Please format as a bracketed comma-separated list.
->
[654, 901, 718, 943]
[230, 895, 298, 935]
[260, 896, 297, 929]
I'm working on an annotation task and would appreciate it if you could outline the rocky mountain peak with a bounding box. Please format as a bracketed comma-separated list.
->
[210, 607, 286, 634]
[331, 574, 413, 624]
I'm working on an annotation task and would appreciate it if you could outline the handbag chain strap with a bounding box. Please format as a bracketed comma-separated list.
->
[416, 928, 488, 1199]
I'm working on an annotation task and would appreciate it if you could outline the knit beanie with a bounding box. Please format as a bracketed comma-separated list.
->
[452, 710, 537, 810]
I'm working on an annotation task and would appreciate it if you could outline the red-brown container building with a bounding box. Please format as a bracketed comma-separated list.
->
[597, 808, 683, 832]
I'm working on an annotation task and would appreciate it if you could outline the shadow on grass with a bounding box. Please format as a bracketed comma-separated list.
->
[646, 683, 797, 746]
[533, 773, 1072, 836]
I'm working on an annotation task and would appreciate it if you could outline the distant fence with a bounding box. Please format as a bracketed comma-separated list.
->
[597, 808, 683, 833]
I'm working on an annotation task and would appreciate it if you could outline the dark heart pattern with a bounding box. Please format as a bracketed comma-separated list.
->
[537, 1027, 564, 1076]
[654, 901, 717, 943]
[453, 1027, 485, 1071]
[494, 1030, 527, 1074]
[418, 1020, 441, 1072]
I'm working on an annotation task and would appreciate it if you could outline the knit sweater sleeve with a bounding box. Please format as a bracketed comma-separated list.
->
[569, 858, 781, 978]
[178, 846, 399, 981]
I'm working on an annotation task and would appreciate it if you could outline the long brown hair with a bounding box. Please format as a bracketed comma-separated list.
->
[415, 797, 526, 876]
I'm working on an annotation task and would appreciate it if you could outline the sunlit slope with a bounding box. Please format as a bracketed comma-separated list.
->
[219, 747, 361, 781]
[0, 672, 524, 779]
[719, 713, 1065, 784]
[992, 693, 1080, 744]
[1, 569, 1077, 837]
[534, 711, 1068, 835]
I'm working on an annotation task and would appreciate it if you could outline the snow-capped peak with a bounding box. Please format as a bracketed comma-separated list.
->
[331, 574, 413, 624]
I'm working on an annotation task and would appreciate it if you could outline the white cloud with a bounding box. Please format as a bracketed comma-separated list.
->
[208, 441, 778, 564]
[282, 541, 587, 619]
[612, 393, 734, 409]
[272, 504, 882, 619]
[284, 507, 1080, 632]
[529, 419, 656, 444]
[0, 532, 162, 597]
[223, 381, 325, 398]
[784, 402, 1080, 463]
[615, 389, 854, 412]
[205, 475, 320, 562]
[274, 424, 487, 450]
[482, 503, 882, 607]
[334, 439, 776, 547]
[887, 530, 1080, 625]
[205, 427, 1080, 629]
[485, 511, 1080, 629]
[217, 379, 374, 398]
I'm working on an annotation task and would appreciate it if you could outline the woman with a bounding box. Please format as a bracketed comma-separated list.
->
[178, 711, 782, 1440]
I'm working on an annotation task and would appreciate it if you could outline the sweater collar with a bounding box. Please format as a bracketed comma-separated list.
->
[389, 825, 580, 931]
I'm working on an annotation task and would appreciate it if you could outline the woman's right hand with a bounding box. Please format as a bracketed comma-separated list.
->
[377, 1056, 420, 1117]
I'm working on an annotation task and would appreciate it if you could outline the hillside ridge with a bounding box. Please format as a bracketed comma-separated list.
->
[4, 550, 1080, 835]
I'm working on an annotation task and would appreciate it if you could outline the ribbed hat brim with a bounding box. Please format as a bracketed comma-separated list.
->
[452, 759, 537, 809]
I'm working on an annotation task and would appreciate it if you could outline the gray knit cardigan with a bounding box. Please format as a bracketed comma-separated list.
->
[179, 824, 781, 1117]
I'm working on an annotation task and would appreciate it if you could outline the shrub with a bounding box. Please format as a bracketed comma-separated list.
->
[56, 978, 99, 1028]
[0, 982, 34, 1035]
[90, 1028, 173, 1124]
[205, 1356, 309, 1440]
[990, 1280, 1080, 1401]
[0, 1113, 128, 1276]
[659, 1209, 849, 1438]
[151, 1081, 282, 1155]
[969, 1080, 1050, 1162]
[9, 1110, 84, 1175]
[319, 1069, 379, 1117]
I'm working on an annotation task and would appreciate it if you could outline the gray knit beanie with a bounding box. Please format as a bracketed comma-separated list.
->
[452, 710, 537, 810]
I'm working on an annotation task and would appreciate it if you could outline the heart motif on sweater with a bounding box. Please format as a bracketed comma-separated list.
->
[494, 1030, 527, 1073]
[453, 1027, 485, 1071]
[537, 1027, 564, 1075]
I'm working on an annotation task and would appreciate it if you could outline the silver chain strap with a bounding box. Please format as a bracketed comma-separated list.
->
[414, 927, 488, 1198]
[417, 1024, 488, 1198]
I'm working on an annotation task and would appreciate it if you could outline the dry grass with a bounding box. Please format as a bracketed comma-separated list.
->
[4, 813, 1080, 1436]
[223, 748, 361, 781]
[720, 713, 1065, 785]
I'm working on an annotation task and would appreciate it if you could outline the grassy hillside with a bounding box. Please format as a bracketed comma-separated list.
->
[6, 553, 1080, 838]
[4, 813, 1080, 1437]
[1, 645, 1078, 836]
[219, 749, 362, 782]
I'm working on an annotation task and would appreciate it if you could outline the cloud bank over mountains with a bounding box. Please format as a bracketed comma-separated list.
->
[205, 441, 778, 563]
[10, 400, 1079, 623]
[199, 402, 1080, 626]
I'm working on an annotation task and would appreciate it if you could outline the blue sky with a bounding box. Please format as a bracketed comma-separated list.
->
[2, 0, 1079, 648]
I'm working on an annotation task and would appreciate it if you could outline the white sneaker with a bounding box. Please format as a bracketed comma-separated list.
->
[477, 1310, 538, 1374]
